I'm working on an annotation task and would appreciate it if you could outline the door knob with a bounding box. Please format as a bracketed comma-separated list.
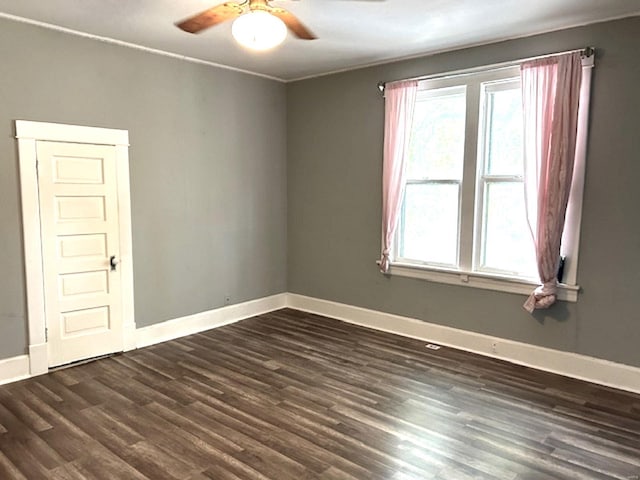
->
[110, 255, 119, 272]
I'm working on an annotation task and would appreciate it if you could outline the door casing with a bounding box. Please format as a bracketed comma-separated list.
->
[16, 120, 136, 375]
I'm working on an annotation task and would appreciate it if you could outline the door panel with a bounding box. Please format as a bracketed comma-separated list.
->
[58, 270, 109, 297]
[61, 307, 110, 337]
[58, 234, 108, 260]
[37, 141, 124, 367]
[52, 155, 105, 184]
[55, 196, 106, 222]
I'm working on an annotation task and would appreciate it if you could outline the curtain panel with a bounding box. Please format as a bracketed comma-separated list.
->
[521, 52, 583, 312]
[380, 80, 418, 273]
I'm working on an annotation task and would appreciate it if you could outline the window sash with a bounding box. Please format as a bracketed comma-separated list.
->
[473, 176, 535, 278]
[396, 179, 462, 268]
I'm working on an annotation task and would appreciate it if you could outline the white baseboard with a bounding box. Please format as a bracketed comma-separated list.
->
[135, 293, 287, 349]
[0, 355, 30, 386]
[2, 291, 639, 395]
[286, 293, 640, 395]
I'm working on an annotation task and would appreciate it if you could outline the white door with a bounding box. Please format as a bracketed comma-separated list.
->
[37, 140, 124, 367]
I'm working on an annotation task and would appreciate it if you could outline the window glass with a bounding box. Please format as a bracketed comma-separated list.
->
[485, 88, 524, 176]
[399, 183, 459, 266]
[480, 182, 537, 276]
[406, 88, 466, 180]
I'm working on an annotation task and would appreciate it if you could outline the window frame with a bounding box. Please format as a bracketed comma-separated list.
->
[385, 58, 593, 302]
[395, 85, 467, 270]
[473, 77, 536, 279]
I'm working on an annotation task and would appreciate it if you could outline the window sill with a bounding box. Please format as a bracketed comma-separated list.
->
[380, 261, 580, 302]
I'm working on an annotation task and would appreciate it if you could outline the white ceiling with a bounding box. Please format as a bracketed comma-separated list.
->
[0, 0, 638, 81]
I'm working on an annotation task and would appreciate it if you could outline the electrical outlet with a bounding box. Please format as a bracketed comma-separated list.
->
[224, 295, 231, 306]
[491, 340, 498, 354]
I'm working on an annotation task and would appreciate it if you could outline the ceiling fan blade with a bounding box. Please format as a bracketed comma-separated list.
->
[268, 7, 316, 40]
[176, 2, 244, 34]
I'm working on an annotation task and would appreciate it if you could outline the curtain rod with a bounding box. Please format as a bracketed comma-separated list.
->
[377, 46, 594, 93]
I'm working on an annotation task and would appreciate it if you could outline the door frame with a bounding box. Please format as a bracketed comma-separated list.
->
[16, 120, 136, 375]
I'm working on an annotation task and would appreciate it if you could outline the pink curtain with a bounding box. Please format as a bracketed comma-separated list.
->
[521, 52, 582, 312]
[380, 80, 418, 272]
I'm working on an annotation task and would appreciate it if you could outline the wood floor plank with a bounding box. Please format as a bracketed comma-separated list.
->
[0, 435, 59, 480]
[73, 448, 150, 480]
[48, 462, 92, 480]
[0, 308, 639, 479]
[0, 450, 28, 480]
[0, 396, 52, 433]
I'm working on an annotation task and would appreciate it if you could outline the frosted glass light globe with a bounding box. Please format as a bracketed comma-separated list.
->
[232, 11, 287, 51]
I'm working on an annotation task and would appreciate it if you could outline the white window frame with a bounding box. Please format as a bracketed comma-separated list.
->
[474, 77, 535, 279]
[395, 85, 466, 270]
[386, 57, 594, 302]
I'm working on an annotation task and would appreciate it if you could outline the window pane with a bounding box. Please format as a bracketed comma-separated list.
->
[480, 182, 537, 276]
[485, 87, 523, 176]
[407, 89, 466, 180]
[399, 183, 459, 266]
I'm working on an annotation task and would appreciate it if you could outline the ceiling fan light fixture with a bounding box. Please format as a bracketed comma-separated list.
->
[231, 11, 288, 51]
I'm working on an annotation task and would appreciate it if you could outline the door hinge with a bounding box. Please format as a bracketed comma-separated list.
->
[45, 327, 48, 341]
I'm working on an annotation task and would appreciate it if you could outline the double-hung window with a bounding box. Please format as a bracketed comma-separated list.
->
[474, 76, 537, 279]
[389, 63, 588, 300]
[397, 85, 466, 268]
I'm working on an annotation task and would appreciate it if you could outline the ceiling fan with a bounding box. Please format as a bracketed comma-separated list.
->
[176, 0, 316, 50]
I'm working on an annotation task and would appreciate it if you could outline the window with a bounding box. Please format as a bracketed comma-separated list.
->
[475, 79, 536, 278]
[397, 85, 466, 268]
[387, 61, 590, 300]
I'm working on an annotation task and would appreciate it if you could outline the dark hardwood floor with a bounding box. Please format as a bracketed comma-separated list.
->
[1, 308, 639, 479]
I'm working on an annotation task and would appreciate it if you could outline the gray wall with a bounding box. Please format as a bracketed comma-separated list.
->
[287, 17, 640, 367]
[0, 18, 287, 358]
